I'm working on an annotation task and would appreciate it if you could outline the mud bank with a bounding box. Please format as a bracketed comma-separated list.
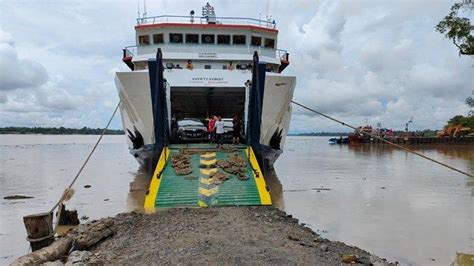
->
[15, 207, 393, 265]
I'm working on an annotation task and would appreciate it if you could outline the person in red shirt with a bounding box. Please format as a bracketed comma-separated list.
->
[232, 114, 241, 144]
[208, 115, 216, 143]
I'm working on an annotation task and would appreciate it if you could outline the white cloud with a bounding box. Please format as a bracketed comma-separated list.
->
[0, 31, 48, 91]
[0, 91, 7, 103]
[284, 0, 473, 132]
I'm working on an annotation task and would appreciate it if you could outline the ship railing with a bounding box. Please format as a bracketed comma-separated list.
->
[276, 49, 289, 63]
[123, 43, 289, 63]
[123, 45, 137, 58]
[123, 43, 288, 63]
[136, 15, 277, 30]
[123, 43, 289, 62]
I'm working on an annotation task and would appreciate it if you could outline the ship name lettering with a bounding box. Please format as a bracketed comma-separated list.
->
[192, 77, 224, 81]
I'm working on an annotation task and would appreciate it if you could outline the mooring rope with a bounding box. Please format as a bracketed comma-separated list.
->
[291, 100, 473, 178]
[50, 100, 122, 213]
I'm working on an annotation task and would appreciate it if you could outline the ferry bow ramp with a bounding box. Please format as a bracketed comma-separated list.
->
[144, 144, 271, 212]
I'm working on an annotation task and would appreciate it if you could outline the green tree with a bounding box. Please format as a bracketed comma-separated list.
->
[447, 115, 466, 126]
[446, 115, 474, 128]
[466, 91, 474, 116]
[436, 2, 474, 55]
[467, 96, 474, 107]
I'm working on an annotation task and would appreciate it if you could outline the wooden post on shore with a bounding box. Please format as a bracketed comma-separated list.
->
[57, 204, 80, 226]
[23, 212, 55, 251]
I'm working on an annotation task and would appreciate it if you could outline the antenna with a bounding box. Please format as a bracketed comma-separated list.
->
[266, 0, 270, 20]
[137, 0, 141, 19]
[143, 0, 147, 18]
[202, 3, 216, 24]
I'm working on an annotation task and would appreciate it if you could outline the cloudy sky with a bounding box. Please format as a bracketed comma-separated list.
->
[0, 0, 472, 133]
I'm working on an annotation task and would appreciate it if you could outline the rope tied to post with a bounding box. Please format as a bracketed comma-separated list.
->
[291, 100, 473, 178]
[50, 100, 122, 213]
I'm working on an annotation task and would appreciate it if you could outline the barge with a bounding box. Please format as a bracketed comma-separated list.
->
[363, 136, 474, 145]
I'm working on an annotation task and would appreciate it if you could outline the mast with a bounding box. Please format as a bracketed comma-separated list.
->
[137, 0, 141, 19]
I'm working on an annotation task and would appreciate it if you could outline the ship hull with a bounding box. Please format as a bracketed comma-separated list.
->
[115, 69, 296, 171]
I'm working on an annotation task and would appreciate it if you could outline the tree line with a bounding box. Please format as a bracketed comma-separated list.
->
[289, 132, 350, 137]
[0, 127, 124, 135]
[291, 130, 440, 137]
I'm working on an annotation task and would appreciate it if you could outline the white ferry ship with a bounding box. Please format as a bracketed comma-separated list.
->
[115, 3, 296, 173]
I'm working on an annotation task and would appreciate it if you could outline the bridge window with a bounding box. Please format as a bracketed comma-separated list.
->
[170, 33, 183, 43]
[186, 34, 199, 44]
[138, 35, 150, 45]
[153, 34, 163, 44]
[264, 38, 275, 48]
[251, 36, 261, 46]
[201, 34, 215, 44]
[233, 35, 246, 45]
[217, 35, 230, 44]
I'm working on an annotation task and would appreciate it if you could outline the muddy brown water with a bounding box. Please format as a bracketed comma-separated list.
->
[0, 135, 472, 265]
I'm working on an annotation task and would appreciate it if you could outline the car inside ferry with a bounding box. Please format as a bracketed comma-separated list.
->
[169, 86, 246, 143]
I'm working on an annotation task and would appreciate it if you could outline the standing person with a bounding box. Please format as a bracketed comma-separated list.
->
[232, 114, 241, 144]
[215, 116, 225, 148]
[208, 115, 216, 143]
[244, 79, 251, 88]
[186, 60, 194, 70]
[228, 61, 234, 70]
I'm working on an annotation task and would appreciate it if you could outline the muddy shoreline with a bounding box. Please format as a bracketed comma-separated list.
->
[15, 206, 393, 265]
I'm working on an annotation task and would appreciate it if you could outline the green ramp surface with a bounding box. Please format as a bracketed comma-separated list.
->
[154, 144, 263, 208]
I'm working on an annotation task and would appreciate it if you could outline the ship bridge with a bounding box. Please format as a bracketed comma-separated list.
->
[122, 4, 290, 73]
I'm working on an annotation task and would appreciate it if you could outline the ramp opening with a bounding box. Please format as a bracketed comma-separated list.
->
[170, 87, 246, 143]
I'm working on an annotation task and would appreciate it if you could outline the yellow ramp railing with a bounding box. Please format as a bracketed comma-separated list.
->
[144, 147, 170, 213]
[246, 146, 272, 205]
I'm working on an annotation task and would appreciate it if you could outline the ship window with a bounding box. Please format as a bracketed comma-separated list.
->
[264, 38, 275, 48]
[169, 33, 183, 43]
[217, 35, 230, 44]
[201, 34, 215, 44]
[153, 34, 164, 44]
[251, 36, 261, 46]
[205, 65, 211, 69]
[138, 35, 150, 45]
[186, 34, 199, 44]
[232, 35, 246, 45]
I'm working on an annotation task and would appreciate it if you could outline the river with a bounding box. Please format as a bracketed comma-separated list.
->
[0, 135, 472, 265]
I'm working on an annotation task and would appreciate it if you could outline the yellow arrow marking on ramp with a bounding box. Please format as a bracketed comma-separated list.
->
[198, 200, 208, 208]
[201, 152, 216, 159]
[200, 178, 213, 185]
[200, 168, 217, 176]
[200, 159, 216, 166]
[199, 187, 218, 197]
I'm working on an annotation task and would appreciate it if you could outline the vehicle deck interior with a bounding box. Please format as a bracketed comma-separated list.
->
[170, 87, 246, 143]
